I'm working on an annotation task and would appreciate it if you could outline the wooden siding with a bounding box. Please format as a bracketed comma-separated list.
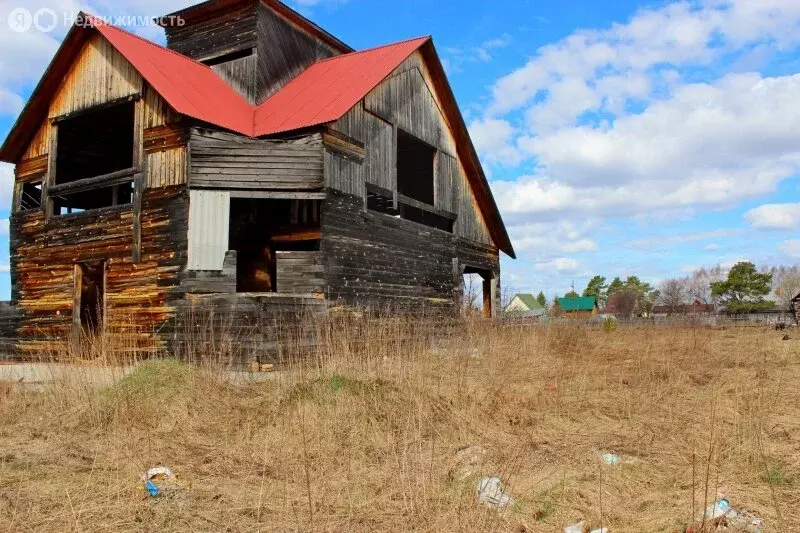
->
[146, 148, 188, 188]
[211, 53, 258, 104]
[276, 251, 324, 294]
[50, 34, 143, 120]
[8, 33, 190, 353]
[328, 52, 493, 246]
[142, 84, 182, 129]
[255, 3, 338, 102]
[9, 187, 188, 352]
[188, 190, 231, 271]
[162, 2, 338, 105]
[164, 3, 258, 61]
[189, 129, 324, 190]
[321, 189, 499, 312]
[22, 122, 52, 160]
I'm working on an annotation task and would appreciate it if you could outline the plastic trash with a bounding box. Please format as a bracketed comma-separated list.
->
[564, 521, 585, 533]
[601, 453, 622, 465]
[565, 521, 608, 533]
[141, 466, 175, 497]
[145, 480, 160, 497]
[701, 498, 731, 521]
[476, 476, 515, 508]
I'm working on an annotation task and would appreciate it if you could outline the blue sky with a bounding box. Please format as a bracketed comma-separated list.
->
[1, 0, 800, 300]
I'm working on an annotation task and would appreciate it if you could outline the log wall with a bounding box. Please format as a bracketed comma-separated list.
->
[9, 35, 190, 354]
[321, 189, 499, 313]
[9, 187, 188, 353]
[188, 129, 324, 190]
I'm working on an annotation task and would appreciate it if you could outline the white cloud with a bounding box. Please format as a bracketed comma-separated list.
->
[443, 34, 512, 74]
[0, 89, 24, 116]
[0, 219, 8, 237]
[488, 71, 800, 223]
[476, 0, 800, 237]
[705, 243, 720, 252]
[468, 118, 522, 166]
[508, 220, 598, 254]
[535, 257, 580, 272]
[622, 229, 742, 249]
[779, 239, 800, 259]
[744, 203, 800, 230]
[0, 163, 13, 212]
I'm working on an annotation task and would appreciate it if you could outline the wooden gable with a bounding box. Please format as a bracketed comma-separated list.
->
[14, 33, 187, 190]
[328, 50, 494, 247]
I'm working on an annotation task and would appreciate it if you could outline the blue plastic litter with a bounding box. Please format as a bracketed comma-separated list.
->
[146, 480, 160, 497]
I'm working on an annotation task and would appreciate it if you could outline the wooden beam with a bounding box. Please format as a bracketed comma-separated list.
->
[482, 276, 491, 319]
[42, 125, 58, 219]
[50, 94, 141, 124]
[226, 190, 326, 200]
[72, 264, 82, 333]
[16, 155, 48, 181]
[396, 193, 457, 221]
[48, 167, 139, 196]
[270, 229, 321, 242]
[322, 128, 365, 162]
[132, 172, 144, 264]
[144, 122, 188, 154]
[365, 182, 394, 200]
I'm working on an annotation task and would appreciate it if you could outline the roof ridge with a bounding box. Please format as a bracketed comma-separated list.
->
[314, 35, 431, 65]
[82, 12, 215, 71]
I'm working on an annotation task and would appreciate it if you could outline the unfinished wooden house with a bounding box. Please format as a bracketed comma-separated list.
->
[0, 0, 515, 355]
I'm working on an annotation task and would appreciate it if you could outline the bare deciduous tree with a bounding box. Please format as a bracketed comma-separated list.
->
[658, 278, 687, 312]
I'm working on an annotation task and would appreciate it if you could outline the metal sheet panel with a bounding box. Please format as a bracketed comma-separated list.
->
[188, 190, 230, 271]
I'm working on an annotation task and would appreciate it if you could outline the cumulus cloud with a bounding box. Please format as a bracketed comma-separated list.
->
[468, 118, 522, 167]
[472, 0, 800, 239]
[744, 203, 800, 230]
[508, 220, 599, 254]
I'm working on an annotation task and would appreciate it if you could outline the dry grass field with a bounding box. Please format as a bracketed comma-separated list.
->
[0, 319, 798, 532]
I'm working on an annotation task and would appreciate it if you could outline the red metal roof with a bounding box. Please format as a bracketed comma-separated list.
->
[0, 16, 514, 256]
[91, 17, 254, 136]
[253, 37, 430, 136]
[93, 19, 427, 137]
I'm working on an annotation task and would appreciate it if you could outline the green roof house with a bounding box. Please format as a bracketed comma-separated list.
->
[505, 293, 546, 318]
[554, 296, 599, 317]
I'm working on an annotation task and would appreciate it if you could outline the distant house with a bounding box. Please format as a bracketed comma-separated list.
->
[505, 294, 546, 319]
[553, 296, 598, 318]
[653, 299, 715, 318]
[602, 292, 639, 318]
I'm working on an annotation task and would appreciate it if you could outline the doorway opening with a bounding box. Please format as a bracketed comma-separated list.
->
[74, 260, 106, 334]
[229, 198, 321, 293]
[462, 267, 493, 318]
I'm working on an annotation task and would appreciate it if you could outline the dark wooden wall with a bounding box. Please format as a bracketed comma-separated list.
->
[321, 189, 498, 313]
[320, 50, 501, 314]
[276, 251, 324, 294]
[164, 3, 258, 62]
[163, 1, 339, 105]
[188, 129, 324, 190]
[255, 3, 338, 102]
[9, 187, 188, 353]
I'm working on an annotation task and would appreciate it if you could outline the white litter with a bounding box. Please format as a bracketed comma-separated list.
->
[475, 476, 515, 508]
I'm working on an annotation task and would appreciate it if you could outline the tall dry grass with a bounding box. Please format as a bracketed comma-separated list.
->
[0, 318, 797, 532]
